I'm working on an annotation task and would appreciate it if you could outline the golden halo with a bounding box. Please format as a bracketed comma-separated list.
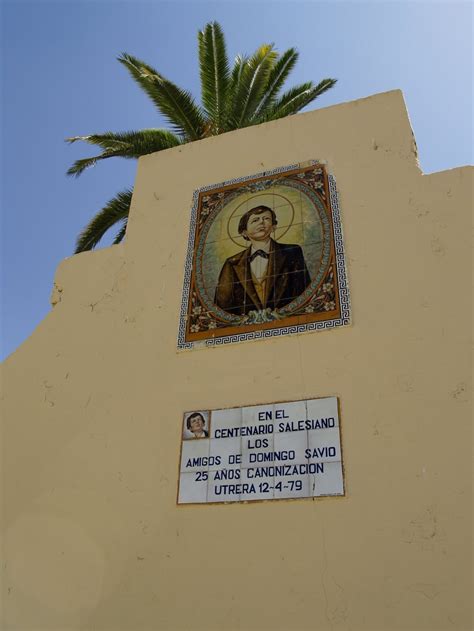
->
[226, 193, 295, 248]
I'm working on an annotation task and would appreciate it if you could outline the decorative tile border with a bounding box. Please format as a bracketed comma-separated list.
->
[177, 161, 351, 350]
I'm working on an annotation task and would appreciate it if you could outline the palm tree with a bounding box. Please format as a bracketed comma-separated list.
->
[68, 22, 336, 253]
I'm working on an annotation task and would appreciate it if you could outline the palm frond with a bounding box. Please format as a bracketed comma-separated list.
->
[118, 53, 206, 140]
[113, 219, 128, 244]
[224, 54, 247, 130]
[252, 48, 299, 119]
[67, 129, 181, 151]
[261, 81, 313, 120]
[66, 133, 129, 150]
[228, 54, 247, 91]
[263, 78, 337, 121]
[66, 129, 181, 177]
[198, 21, 229, 133]
[75, 189, 132, 253]
[228, 44, 278, 129]
[67, 153, 122, 177]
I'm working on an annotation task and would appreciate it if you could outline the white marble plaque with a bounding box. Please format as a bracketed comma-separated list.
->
[177, 398, 344, 504]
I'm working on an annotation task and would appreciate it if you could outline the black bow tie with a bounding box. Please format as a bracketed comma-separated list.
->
[249, 249, 270, 262]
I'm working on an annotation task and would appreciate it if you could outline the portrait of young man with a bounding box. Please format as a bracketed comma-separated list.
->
[180, 163, 349, 349]
[184, 412, 209, 439]
[214, 205, 311, 315]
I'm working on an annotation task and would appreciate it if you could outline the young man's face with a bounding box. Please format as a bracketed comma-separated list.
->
[189, 415, 205, 434]
[243, 210, 275, 242]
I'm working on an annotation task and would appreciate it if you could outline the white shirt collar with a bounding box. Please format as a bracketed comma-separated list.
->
[250, 238, 272, 254]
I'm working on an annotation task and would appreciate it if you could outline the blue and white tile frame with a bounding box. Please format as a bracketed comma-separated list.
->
[177, 161, 351, 350]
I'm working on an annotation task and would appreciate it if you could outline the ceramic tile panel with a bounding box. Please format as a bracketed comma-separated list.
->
[177, 396, 345, 505]
[273, 472, 310, 500]
[273, 429, 309, 465]
[178, 471, 209, 504]
[182, 410, 211, 440]
[241, 431, 275, 468]
[178, 162, 351, 350]
[241, 403, 274, 426]
[207, 474, 243, 503]
[211, 407, 243, 437]
[240, 469, 275, 502]
[274, 399, 307, 427]
[209, 437, 242, 471]
[309, 461, 344, 497]
[180, 438, 210, 473]
[307, 427, 342, 462]
[306, 397, 339, 427]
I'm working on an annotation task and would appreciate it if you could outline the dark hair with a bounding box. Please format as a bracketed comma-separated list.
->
[186, 412, 206, 430]
[238, 205, 277, 240]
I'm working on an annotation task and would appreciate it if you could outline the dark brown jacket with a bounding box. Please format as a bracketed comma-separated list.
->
[214, 239, 311, 315]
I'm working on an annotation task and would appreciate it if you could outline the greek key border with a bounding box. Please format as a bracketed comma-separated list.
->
[177, 162, 351, 350]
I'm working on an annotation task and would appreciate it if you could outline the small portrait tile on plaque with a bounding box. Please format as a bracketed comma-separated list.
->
[183, 411, 211, 440]
[178, 161, 350, 349]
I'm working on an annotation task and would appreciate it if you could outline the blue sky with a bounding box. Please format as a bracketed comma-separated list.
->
[1, 0, 472, 359]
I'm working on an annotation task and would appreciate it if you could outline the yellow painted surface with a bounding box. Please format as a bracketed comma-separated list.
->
[1, 90, 472, 630]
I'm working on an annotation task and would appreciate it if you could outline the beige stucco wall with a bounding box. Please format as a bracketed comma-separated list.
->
[1, 90, 472, 631]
